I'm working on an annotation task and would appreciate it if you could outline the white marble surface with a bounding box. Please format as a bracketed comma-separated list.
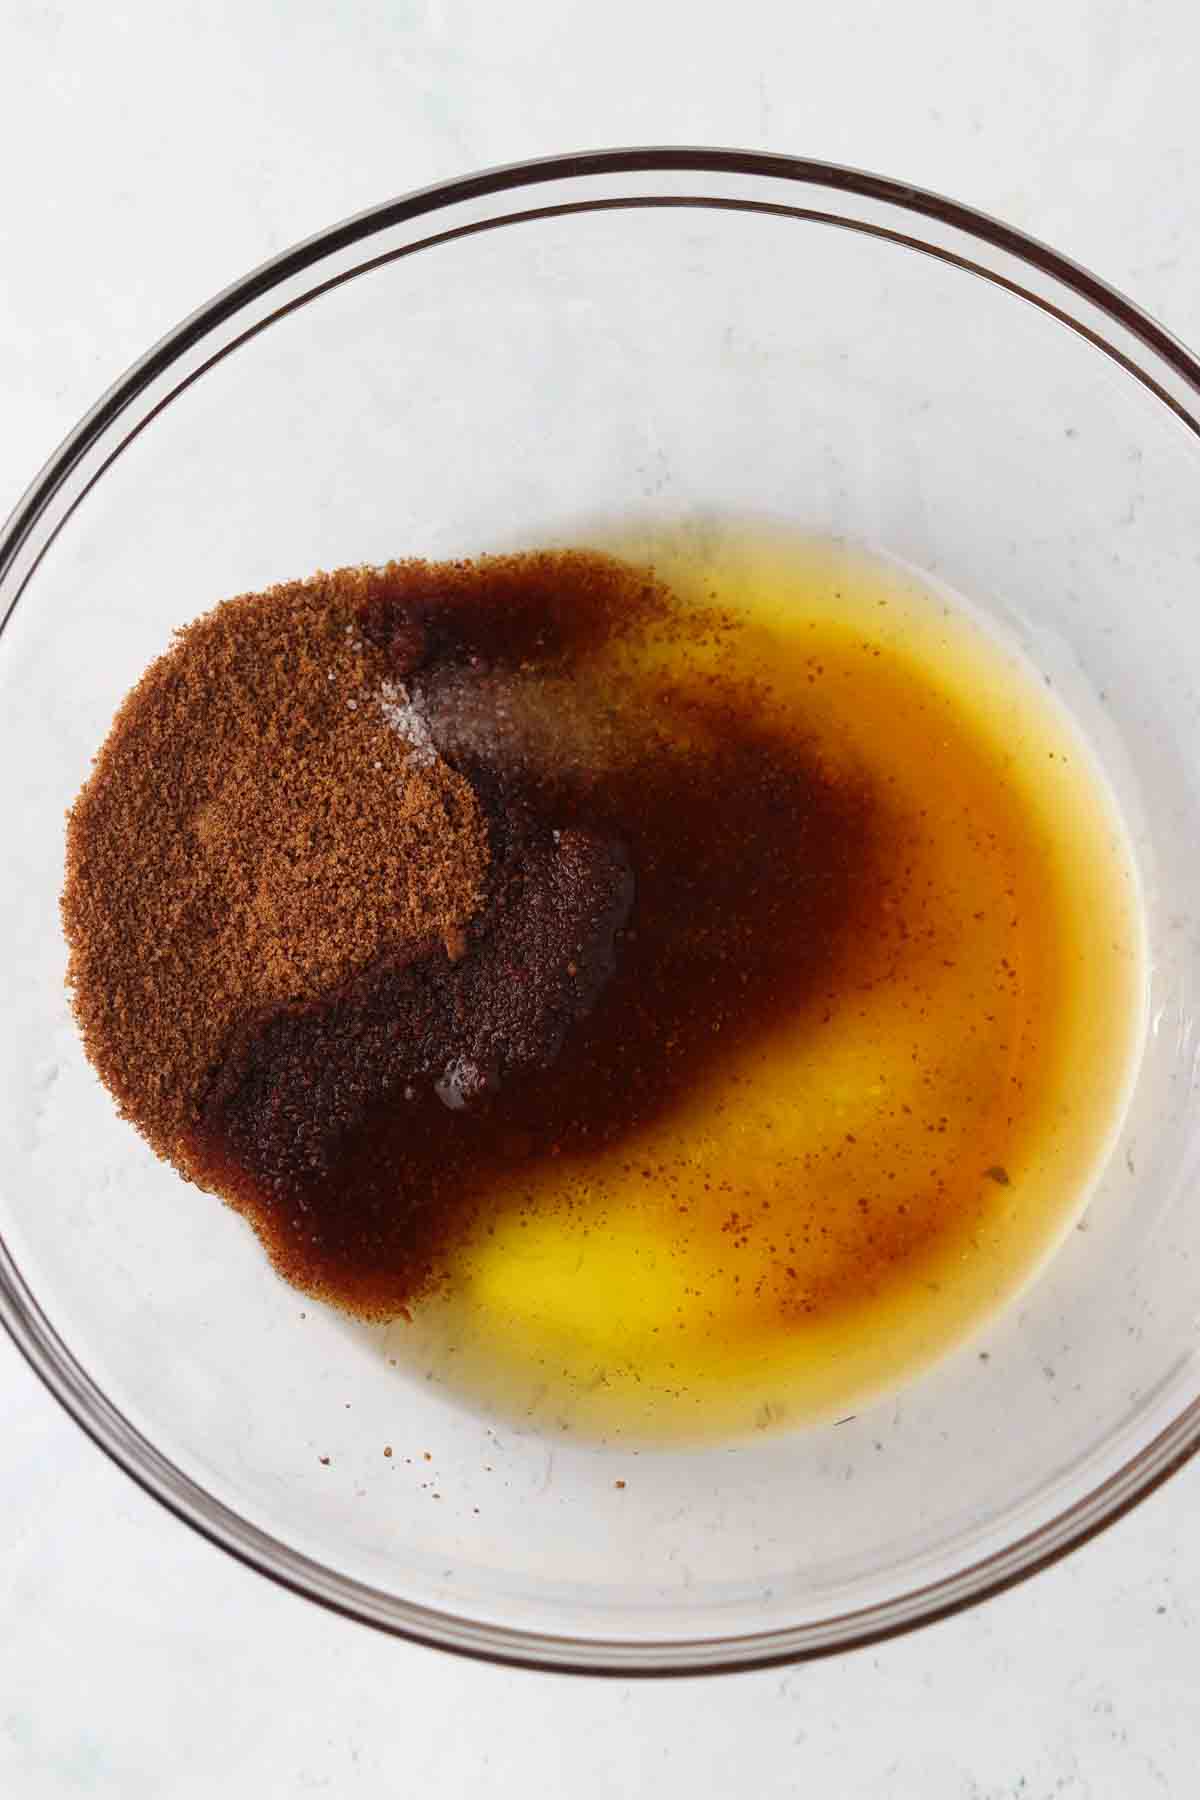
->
[3, 2, 1200, 1793]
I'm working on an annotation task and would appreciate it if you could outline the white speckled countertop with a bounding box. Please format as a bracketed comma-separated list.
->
[3, 3, 1199, 1793]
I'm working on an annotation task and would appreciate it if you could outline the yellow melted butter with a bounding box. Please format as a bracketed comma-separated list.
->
[380, 532, 1146, 1441]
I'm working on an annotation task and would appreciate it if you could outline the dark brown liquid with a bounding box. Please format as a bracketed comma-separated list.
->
[187, 551, 887, 1318]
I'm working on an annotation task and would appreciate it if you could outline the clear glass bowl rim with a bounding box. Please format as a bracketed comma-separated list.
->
[3, 146, 1199, 1676]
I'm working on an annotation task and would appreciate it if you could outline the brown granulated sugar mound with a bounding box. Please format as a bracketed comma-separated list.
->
[61, 564, 490, 1178]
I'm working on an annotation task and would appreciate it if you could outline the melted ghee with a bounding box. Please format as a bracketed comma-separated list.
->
[380, 531, 1145, 1441]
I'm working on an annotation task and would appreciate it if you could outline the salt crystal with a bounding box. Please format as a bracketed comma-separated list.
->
[378, 679, 437, 768]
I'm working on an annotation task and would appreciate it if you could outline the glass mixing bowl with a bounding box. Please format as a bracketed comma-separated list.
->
[2, 149, 1199, 1674]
